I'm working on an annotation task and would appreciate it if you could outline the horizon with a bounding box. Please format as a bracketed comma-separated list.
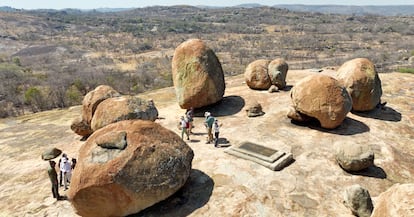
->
[1, 0, 413, 10]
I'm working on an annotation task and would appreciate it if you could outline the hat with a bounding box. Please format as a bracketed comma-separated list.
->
[204, 112, 211, 117]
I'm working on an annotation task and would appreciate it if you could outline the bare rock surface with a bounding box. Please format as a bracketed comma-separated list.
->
[0, 69, 413, 217]
[337, 58, 383, 111]
[171, 39, 225, 109]
[289, 74, 352, 129]
[90, 96, 158, 131]
[68, 120, 193, 217]
[371, 183, 414, 217]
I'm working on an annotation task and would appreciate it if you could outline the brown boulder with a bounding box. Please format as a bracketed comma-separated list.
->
[70, 116, 93, 137]
[371, 183, 414, 217]
[82, 85, 120, 126]
[245, 101, 265, 117]
[244, 59, 271, 90]
[268, 58, 289, 89]
[68, 120, 194, 217]
[91, 96, 158, 132]
[289, 74, 352, 129]
[335, 142, 374, 171]
[172, 39, 225, 109]
[337, 58, 382, 111]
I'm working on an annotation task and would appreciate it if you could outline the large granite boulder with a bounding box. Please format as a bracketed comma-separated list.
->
[68, 120, 194, 217]
[172, 39, 225, 109]
[90, 96, 158, 132]
[371, 183, 414, 217]
[343, 184, 373, 217]
[268, 58, 289, 89]
[245, 58, 289, 90]
[288, 74, 352, 129]
[337, 58, 382, 111]
[244, 59, 271, 90]
[82, 85, 120, 125]
[70, 116, 93, 137]
[335, 142, 374, 171]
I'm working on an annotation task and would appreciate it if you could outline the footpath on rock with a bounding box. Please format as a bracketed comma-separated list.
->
[0, 69, 413, 217]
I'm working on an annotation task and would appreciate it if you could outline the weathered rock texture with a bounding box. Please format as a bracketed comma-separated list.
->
[90, 96, 158, 132]
[335, 142, 374, 171]
[245, 58, 289, 90]
[68, 120, 194, 217]
[172, 39, 225, 109]
[343, 184, 373, 217]
[70, 85, 120, 137]
[245, 101, 265, 117]
[244, 59, 271, 90]
[371, 183, 414, 217]
[289, 74, 353, 129]
[268, 58, 289, 89]
[337, 58, 382, 111]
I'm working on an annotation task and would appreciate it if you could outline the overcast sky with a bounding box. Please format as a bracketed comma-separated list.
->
[1, 0, 413, 10]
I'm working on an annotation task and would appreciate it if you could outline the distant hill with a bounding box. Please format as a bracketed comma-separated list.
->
[0, 6, 18, 12]
[275, 4, 414, 16]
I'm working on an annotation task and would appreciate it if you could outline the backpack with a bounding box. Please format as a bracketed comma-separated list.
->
[186, 120, 190, 128]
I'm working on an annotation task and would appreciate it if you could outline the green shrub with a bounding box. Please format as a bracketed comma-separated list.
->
[398, 67, 414, 74]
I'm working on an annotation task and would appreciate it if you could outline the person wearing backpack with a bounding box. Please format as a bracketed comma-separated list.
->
[180, 116, 190, 140]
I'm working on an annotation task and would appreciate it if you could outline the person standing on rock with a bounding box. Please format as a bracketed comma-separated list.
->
[58, 153, 68, 187]
[213, 119, 222, 147]
[204, 112, 215, 144]
[60, 154, 72, 190]
[180, 116, 190, 140]
[47, 160, 60, 200]
[186, 107, 194, 134]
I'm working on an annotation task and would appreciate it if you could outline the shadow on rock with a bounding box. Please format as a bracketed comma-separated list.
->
[291, 117, 370, 135]
[129, 169, 214, 217]
[347, 165, 387, 179]
[352, 106, 401, 122]
[194, 95, 245, 117]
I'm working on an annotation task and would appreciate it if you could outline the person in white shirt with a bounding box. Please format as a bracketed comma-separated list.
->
[213, 119, 222, 148]
[60, 154, 72, 190]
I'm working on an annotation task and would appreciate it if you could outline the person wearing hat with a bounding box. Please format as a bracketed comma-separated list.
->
[47, 160, 60, 200]
[204, 112, 215, 144]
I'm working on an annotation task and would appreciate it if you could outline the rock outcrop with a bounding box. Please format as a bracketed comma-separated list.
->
[371, 183, 414, 217]
[244, 58, 289, 90]
[337, 58, 382, 111]
[90, 96, 158, 132]
[245, 101, 265, 117]
[172, 39, 225, 109]
[70, 85, 120, 137]
[288, 74, 352, 129]
[335, 142, 374, 171]
[68, 120, 194, 217]
[343, 184, 373, 217]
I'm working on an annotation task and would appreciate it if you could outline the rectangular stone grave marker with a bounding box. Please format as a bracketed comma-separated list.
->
[225, 141, 293, 171]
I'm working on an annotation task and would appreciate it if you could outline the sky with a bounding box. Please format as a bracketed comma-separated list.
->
[1, 0, 413, 10]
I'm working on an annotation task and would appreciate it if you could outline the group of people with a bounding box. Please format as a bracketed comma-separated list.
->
[47, 153, 77, 200]
[178, 108, 222, 147]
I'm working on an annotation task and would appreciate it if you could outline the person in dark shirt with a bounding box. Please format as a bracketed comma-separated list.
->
[47, 160, 60, 200]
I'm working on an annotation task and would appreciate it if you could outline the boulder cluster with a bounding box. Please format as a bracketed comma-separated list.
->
[69, 86, 194, 217]
[287, 58, 383, 129]
[244, 58, 289, 91]
[70, 85, 158, 137]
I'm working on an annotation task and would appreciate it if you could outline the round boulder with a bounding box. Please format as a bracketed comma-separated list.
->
[245, 101, 265, 117]
[371, 183, 414, 217]
[289, 74, 352, 129]
[70, 116, 93, 137]
[335, 142, 374, 171]
[343, 184, 373, 217]
[82, 85, 120, 125]
[268, 58, 289, 89]
[337, 58, 382, 111]
[91, 96, 158, 132]
[244, 59, 271, 90]
[68, 120, 194, 217]
[172, 39, 225, 109]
